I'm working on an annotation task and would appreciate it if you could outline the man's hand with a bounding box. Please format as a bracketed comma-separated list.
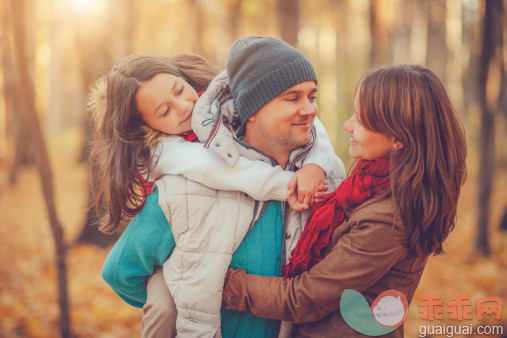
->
[287, 164, 326, 211]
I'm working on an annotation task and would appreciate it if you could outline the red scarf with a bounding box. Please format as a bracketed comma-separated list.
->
[178, 130, 199, 143]
[282, 158, 391, 278]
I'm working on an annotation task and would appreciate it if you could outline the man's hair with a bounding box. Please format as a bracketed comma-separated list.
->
[226, 36, 317, 125]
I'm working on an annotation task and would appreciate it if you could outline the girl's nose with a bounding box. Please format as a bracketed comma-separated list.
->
[171, 98, 187, 115]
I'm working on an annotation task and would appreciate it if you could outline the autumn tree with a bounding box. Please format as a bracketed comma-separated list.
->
[9, 0, 71, 335]
[277, 0, 299, 46]
[189, 0, 206, 56]
[225, 0, 243, 41]
[1, 0, 35, 184]
[391, 0, 412, 64]
[426, 1, 447, 82]
[476, 0, 504, 255]
[369, 0, 381, 66]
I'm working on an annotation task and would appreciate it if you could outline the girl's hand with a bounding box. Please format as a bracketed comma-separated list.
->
[287, 182, 328, 211]
[315, 182, 328, 203]
[287, 194, 307, 211]
[287, 164, 326, 211]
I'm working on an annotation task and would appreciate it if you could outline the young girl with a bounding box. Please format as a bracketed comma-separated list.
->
[93, 51, 345, 336]
[222, 65, 467, 337]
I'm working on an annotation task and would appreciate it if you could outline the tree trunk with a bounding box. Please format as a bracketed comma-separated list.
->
[0, 0, 12, 158]
[409, 0, 428, 65]
[277, 0, 299, 47]
[445, 0, 464, 113]
[461, 3, 480, 117]
[10, 0, 71, 336]
[500, 208, 507, 231]
[194, 0, 206, 57]
[476, 0, 503, 256]
[1, 1, 35, 184]
[496, 4, 507, 167]
[226, 0, 243, 42]
[391, 0, 412, 64]
[369, 0, 380, 66]
[426, 1, 447, 82]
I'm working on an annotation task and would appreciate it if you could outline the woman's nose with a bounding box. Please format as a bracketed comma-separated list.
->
[343, 116, 354, 132]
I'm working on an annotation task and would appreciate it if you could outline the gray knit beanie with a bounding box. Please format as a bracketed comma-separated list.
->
[226, 36, 317, 125]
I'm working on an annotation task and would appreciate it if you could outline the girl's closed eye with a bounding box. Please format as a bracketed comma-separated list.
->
[161, 106, 170, 117]
[176, 82, 184, 95]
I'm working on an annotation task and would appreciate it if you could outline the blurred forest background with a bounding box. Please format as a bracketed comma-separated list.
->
[1, 0, 506, 336]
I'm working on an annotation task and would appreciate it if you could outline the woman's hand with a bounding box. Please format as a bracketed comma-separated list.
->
[287, 164, 326, 211]
[222, 267, 247, 311]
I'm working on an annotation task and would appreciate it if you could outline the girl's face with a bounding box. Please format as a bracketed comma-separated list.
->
[136, 73, 198, 135]
[343, 94, 393, 160]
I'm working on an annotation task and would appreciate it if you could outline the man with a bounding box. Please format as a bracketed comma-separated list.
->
[102, 36, 345, 337]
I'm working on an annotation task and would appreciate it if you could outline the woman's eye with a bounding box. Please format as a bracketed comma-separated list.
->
[162, 107, 170, 117]
[176, 83, 184, 95]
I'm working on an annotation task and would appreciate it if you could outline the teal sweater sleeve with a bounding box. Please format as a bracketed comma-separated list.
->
[101, 189, 175, 308]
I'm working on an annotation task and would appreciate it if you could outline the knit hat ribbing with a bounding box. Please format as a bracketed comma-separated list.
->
[226, 36, 317, 125]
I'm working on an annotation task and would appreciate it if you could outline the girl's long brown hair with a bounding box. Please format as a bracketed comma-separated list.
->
[89, 54, 218, 233]
[357, 65, 467, 256]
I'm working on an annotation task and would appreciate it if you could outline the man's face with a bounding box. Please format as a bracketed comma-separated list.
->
[244, 81, 318, 162]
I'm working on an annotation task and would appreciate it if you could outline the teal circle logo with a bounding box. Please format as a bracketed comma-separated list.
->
[340, 289, 409, 336]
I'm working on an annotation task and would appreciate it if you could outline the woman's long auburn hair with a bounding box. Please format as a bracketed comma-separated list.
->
[89, 54, 219, 234]
[356, 65, 467, 256]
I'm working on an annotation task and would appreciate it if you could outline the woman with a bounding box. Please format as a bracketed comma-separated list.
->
[222, 65, 467, 337]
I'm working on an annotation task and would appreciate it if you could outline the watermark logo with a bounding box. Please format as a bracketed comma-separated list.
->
[372, 290, 409, 327]
[340, 289, 409, 336]
[417, 294, 503, 336]
[418, 295, 502, 321]
[341, 290, 503, 337]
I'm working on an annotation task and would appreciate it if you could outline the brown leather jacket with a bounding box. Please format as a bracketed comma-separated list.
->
[222, 194, 429, 337]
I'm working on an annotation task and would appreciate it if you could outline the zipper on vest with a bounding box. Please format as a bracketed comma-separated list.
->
[245, 200, 270, 236]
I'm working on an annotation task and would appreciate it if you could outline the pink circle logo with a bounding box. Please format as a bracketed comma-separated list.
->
[370, 290, 409, 328]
